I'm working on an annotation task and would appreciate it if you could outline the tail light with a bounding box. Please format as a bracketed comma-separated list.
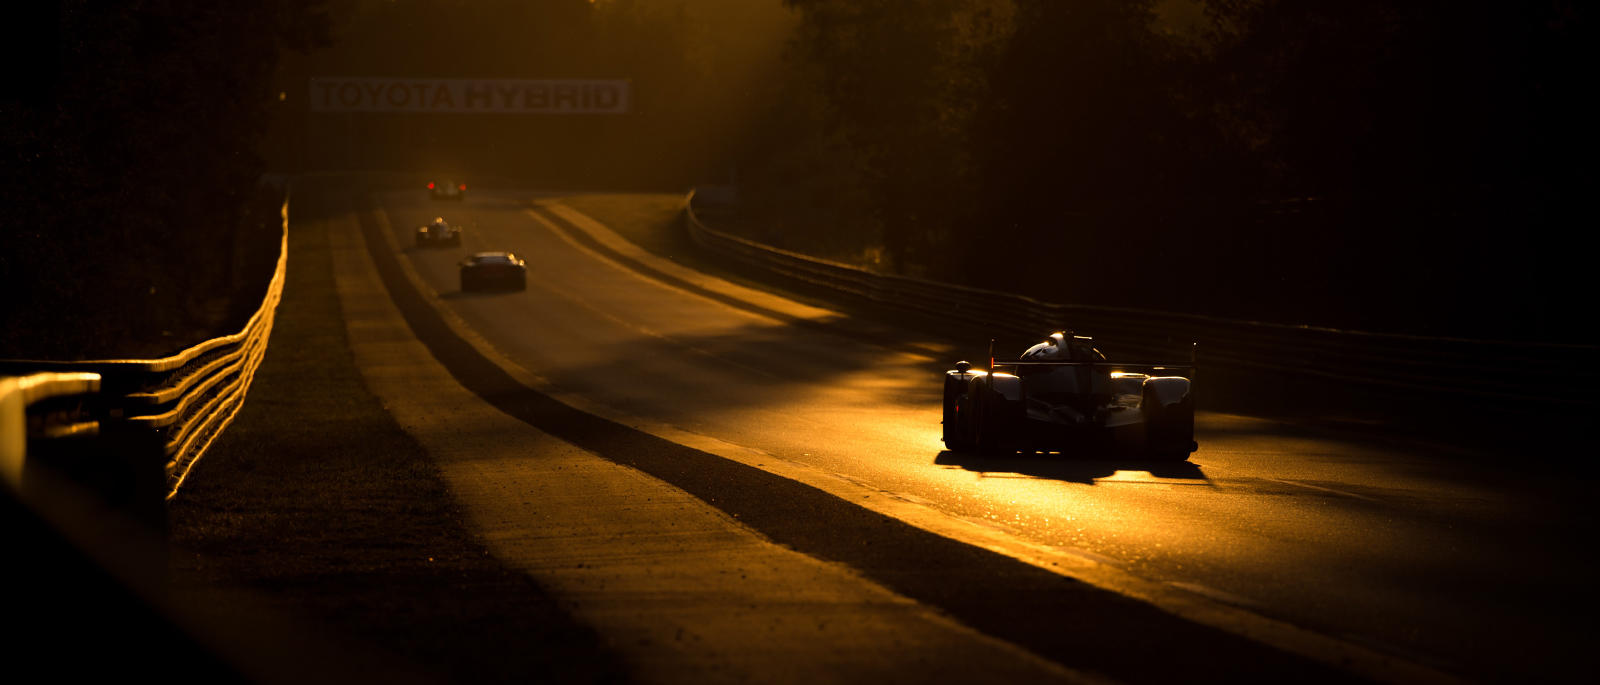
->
[458, 184, 467, 191]
[427, 182, 435, 189]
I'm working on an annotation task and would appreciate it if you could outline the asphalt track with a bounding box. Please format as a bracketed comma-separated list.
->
[346, 182, 1591, 682]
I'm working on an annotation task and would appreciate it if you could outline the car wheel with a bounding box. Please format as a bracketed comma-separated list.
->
[942, 376, 977, 452]
[972, 379, 1025, 456]
[1145, 446, 1192, 462]
[968, 378, 1004, 455]
[1142, 387, 1194, 461]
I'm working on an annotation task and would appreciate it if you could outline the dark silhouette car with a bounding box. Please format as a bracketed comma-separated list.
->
[942, 332, 1197, 459]
[459, 251, 526, 292]
[415, 217, 462, 247]
[429, 179, 466, 201]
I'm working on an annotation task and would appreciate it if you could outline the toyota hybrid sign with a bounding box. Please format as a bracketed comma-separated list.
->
[310, 78, 630, 114]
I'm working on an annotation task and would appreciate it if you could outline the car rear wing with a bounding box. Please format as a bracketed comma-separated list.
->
[992, 360, 1196, 374]
[987, 340, 1197, 377]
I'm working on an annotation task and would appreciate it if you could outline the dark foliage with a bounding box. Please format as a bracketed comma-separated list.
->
[1, 1, 329, 359]
[1186, 0, 1595, 338]
[12, 1, 1588, 348]
[747, 0, 1594, 340]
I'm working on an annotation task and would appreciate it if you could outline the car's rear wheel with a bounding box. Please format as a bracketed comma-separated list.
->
[942, 376, 977, 452]
[1142, 386, 1194, 461]
[977, 382, 1030, 455]
[960, 377, 1012, 455]
[1143, 438, 1191, 461]
[973, 393, 1005, 455]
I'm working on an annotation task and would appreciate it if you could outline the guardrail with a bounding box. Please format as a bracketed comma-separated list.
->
[684, 191, 1598, 407]
[0, 190, 287, 516]
[1, 372, 102, 488]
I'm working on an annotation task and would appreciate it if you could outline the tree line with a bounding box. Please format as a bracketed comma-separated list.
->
[5, 1, 1591, 349]
[735, 0, 1593, 340]
[2, 0, 329, 358]
[276, 0, 1593, 339]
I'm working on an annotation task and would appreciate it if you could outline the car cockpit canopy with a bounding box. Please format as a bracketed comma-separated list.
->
[1020, 332, 1105, 362]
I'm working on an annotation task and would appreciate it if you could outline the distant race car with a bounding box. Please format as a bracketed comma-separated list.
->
[459, 251, 526, 292]
[429, 179, 466, 201]
[415, 217, 462, 247]
[942, 332, 1197, 459]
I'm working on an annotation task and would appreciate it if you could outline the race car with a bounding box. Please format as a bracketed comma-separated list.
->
[459, 251, 526, 292]
[942, 332, 1197, 459]
[415, 217, 462, 247]
[429, 179, 466, 201]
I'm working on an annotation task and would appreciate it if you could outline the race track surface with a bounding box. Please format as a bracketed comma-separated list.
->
[350, 184, 1592, 682]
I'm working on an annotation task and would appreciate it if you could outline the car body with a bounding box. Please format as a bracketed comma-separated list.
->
[459, 251, 526, 292]
[429, 179, 466, 201]
[942, 332, 1197, 459]
[415, 217, 462, 247]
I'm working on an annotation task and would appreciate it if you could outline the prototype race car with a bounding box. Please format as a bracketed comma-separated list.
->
[415, 217, 462, 247]
[942, 332, 1197, 459]
[429, 179, 466, 201]
[459, 251, 526, 292]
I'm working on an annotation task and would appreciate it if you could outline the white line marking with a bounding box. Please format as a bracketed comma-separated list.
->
[1263, 477, 1381, 502]
[1166, 582, 1263, 610]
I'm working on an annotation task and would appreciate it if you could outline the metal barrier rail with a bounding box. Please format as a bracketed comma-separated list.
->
[0, 192, 288, 503]
[684, 192, 1597, 406]
[1, 372, 102, 489]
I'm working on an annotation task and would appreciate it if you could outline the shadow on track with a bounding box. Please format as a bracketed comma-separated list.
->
[439, 290, 526, 300]
[934, 450, 1209, 485]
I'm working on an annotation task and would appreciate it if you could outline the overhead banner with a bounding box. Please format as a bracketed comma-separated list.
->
[309, 78, 630, 114]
